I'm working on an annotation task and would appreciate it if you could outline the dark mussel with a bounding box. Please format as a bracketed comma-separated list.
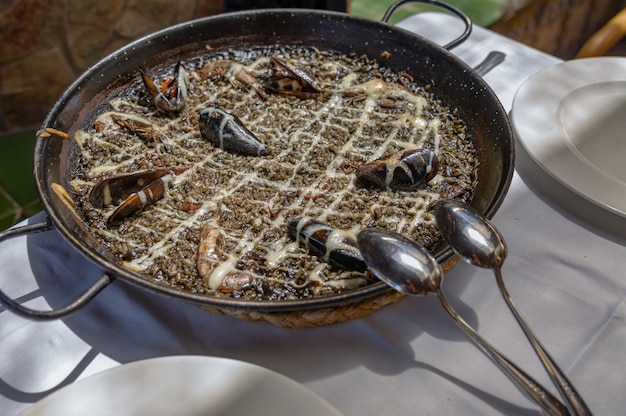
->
[140, 61, 188, 114]
[287, 216, 366, 272]
[90, 168, 187, 225]
[89, 168, 173, 208]
[106, 174, 174, 225]
[199, 105, 269, 156]
[356, 148, 438, 191]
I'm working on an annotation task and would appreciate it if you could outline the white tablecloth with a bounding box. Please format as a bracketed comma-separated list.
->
[2, 12, 625, 416]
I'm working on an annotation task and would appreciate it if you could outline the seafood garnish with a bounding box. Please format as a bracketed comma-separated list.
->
[287, 216, 367, 272]
[347, 78, 386, 99]
[197, 219, 254, 293]
[93, 168, 188, 225]
[356, 148, 438, 191]
[342, 78, 412, 109]
[197, 219, 225, 284]
[106, 174, 174, 225]
[110, 113, 168, 145]
[217, 272, 254, 293]
[201, 59, 267, 99]
[140, 61, 188, 114]
[199, 105, 269, 156]
[89, 168, 173, 208]
[37, 128, 70, 140]
[263, 56, 322, 98]
[51, 182, 81, 220]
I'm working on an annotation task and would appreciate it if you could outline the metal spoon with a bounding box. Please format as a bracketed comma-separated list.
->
[434, 199, 591, 416]
[357, 228, 569, 416]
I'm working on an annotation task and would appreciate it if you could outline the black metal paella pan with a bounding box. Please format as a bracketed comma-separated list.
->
[0, 1, 514, 327]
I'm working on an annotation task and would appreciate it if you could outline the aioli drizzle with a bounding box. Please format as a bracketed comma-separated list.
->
[70, 48, 477, 298]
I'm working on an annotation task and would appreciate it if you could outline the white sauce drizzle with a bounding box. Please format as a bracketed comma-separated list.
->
[73, 50, 476, 296]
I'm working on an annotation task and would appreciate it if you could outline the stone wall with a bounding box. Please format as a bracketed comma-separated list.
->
[0, 0, 223, 134]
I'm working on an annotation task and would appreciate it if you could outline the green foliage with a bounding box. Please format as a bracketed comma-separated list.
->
[350, 0, 508, 27]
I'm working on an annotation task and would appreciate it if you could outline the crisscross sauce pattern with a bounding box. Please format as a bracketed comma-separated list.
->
[70, 47, 478, 300]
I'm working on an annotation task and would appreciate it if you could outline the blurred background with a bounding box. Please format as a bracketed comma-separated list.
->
[1, 0, 624, 230]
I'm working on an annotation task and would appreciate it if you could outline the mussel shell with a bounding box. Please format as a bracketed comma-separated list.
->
[287, 217, 367, 273]
[356, 148, 438, 191]
[89, 169, 172, 208]
[199, 106, 269, 156]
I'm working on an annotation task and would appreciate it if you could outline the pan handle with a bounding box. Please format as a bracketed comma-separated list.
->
[0, 218, 113, 321]
[472, 51, 506, 77]
[381, 0, 472, 50]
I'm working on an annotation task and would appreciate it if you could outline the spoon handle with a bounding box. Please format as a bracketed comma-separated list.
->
[436, 289, 569, 416]
[494, 268, 592, 416]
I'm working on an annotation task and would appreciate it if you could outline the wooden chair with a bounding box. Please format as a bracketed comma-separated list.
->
[577, 7, 626, 57]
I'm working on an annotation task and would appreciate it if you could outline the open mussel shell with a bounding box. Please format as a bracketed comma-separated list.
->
[89, 169, 172, 208]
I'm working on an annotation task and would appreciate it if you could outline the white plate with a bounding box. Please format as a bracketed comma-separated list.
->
[512, 57, 626, 219]
[20, 356, 342, 416]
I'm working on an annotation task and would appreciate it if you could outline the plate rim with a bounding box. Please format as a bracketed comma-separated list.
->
[20, 355, 342, 416]
[511, 56, 626, 219]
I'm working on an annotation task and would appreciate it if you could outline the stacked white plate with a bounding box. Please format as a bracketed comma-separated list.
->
[512, 57, 626, 240]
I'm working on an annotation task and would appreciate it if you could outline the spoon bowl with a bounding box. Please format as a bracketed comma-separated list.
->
[357, 229, 441, 296]
[433, 199, 506, 270]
